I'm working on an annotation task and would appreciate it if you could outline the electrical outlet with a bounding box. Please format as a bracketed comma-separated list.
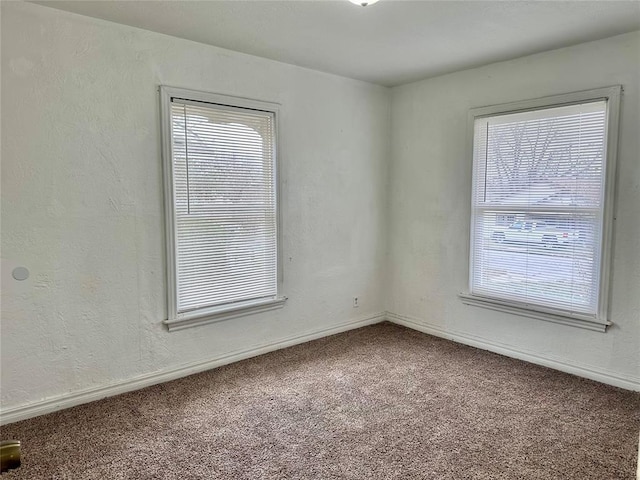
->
[353, 297, 359, 308]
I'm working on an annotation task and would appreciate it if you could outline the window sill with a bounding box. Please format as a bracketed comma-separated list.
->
[164, 296, 287, 332]
[458, 292, 610, 333]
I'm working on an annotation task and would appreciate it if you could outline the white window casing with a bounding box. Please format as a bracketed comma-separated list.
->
[160, 86, 286, 331]
[460, 86, 621, 332]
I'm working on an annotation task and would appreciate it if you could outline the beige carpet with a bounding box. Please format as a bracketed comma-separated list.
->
[1, 322, 639, 479]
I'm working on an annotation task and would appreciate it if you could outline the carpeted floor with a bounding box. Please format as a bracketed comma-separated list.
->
[1, 322, 639, 479]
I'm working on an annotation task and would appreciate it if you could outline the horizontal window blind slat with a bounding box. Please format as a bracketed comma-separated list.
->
[178, 276, 277, 291]
[178, 283, 277, 302]
[178, 277, 277, 294]
[179, 290, 277, 312]
[177, 254, 278, 269]
[177, 294, 279, 315]
[179, 277, 277, 294]
[176, 218, 276, 226]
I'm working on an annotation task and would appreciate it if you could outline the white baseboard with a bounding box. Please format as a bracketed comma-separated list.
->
[4, 310, 635, 425]
[386, 311, 640, 392]
[0, 312, 386, 425]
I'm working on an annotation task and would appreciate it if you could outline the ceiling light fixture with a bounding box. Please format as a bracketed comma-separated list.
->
[348, 0, 380, 6]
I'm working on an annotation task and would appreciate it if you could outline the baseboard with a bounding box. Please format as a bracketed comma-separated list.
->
[0, 312, 386, 425]
[386, 311, 640, 392]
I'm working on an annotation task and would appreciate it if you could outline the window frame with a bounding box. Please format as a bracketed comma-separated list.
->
[460, 86, 621, 332]
[160, 86, 286, 332]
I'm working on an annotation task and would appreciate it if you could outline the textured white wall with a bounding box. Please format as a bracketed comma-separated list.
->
[0, 2, 389, 410]
[388, 31, 640, 385]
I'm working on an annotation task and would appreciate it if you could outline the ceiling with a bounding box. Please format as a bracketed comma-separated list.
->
[33, 0, 640, 87]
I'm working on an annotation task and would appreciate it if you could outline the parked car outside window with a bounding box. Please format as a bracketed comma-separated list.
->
[491, 220, 581, 247]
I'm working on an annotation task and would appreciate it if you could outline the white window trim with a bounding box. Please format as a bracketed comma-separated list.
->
[159, 86, 286, 332]
[460, 86, 621, 332]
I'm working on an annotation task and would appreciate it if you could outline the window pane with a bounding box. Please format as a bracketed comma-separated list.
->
[474, 102, 606, 209]
[171, 101, 277, 313]
[470, 100, 608, 317]
[472, 211, 601, 314]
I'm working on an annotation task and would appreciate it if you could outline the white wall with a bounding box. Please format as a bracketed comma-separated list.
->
[0, 2, 389, 413]
[388, 31, 640, 386]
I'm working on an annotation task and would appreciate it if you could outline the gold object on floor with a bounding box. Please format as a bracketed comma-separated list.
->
[0, 440, 21, 473]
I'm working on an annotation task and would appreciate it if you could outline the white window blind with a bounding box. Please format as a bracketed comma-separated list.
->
[469, 100, 611, 321]
[169, 97, 278, 316]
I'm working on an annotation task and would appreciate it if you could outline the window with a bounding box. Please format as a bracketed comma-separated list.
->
[461, 87, 621, 332]
[160, 87, 285, 331]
